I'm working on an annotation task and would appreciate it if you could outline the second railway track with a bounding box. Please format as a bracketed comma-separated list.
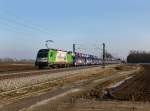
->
[0, 65, 101, 80]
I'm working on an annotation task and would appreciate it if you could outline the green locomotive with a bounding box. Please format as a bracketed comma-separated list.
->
[35, 49, 74, 68]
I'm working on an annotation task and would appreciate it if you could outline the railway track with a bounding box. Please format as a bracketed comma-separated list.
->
[0, 65, 101, 80]
[0, 65, 112, 93]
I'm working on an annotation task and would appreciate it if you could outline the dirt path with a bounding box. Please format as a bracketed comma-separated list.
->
[106, 64, 150, 102]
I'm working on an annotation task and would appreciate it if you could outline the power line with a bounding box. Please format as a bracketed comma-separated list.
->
[0, 19, 53, 39]
[0, 10, 57, 37]
[0, 17, 51, 34]
[0, 19, 27, 33]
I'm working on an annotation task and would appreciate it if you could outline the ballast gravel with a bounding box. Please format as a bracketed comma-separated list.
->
[0, 67, 103, 92]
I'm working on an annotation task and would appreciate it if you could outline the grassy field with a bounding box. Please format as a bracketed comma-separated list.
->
[0, 62, 35, 73]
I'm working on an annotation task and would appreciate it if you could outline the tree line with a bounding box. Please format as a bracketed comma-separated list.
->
[127, 50, 150, 63]
[0, 58, 35, 63]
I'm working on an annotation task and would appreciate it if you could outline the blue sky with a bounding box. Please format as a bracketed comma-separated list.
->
[0, 0, 150, 59]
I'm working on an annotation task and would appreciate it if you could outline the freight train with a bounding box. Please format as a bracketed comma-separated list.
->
[35, 48, 121, 69]
[35, 49, 101, 69]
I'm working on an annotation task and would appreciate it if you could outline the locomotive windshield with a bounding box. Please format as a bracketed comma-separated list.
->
[37, 49, 48, 58]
